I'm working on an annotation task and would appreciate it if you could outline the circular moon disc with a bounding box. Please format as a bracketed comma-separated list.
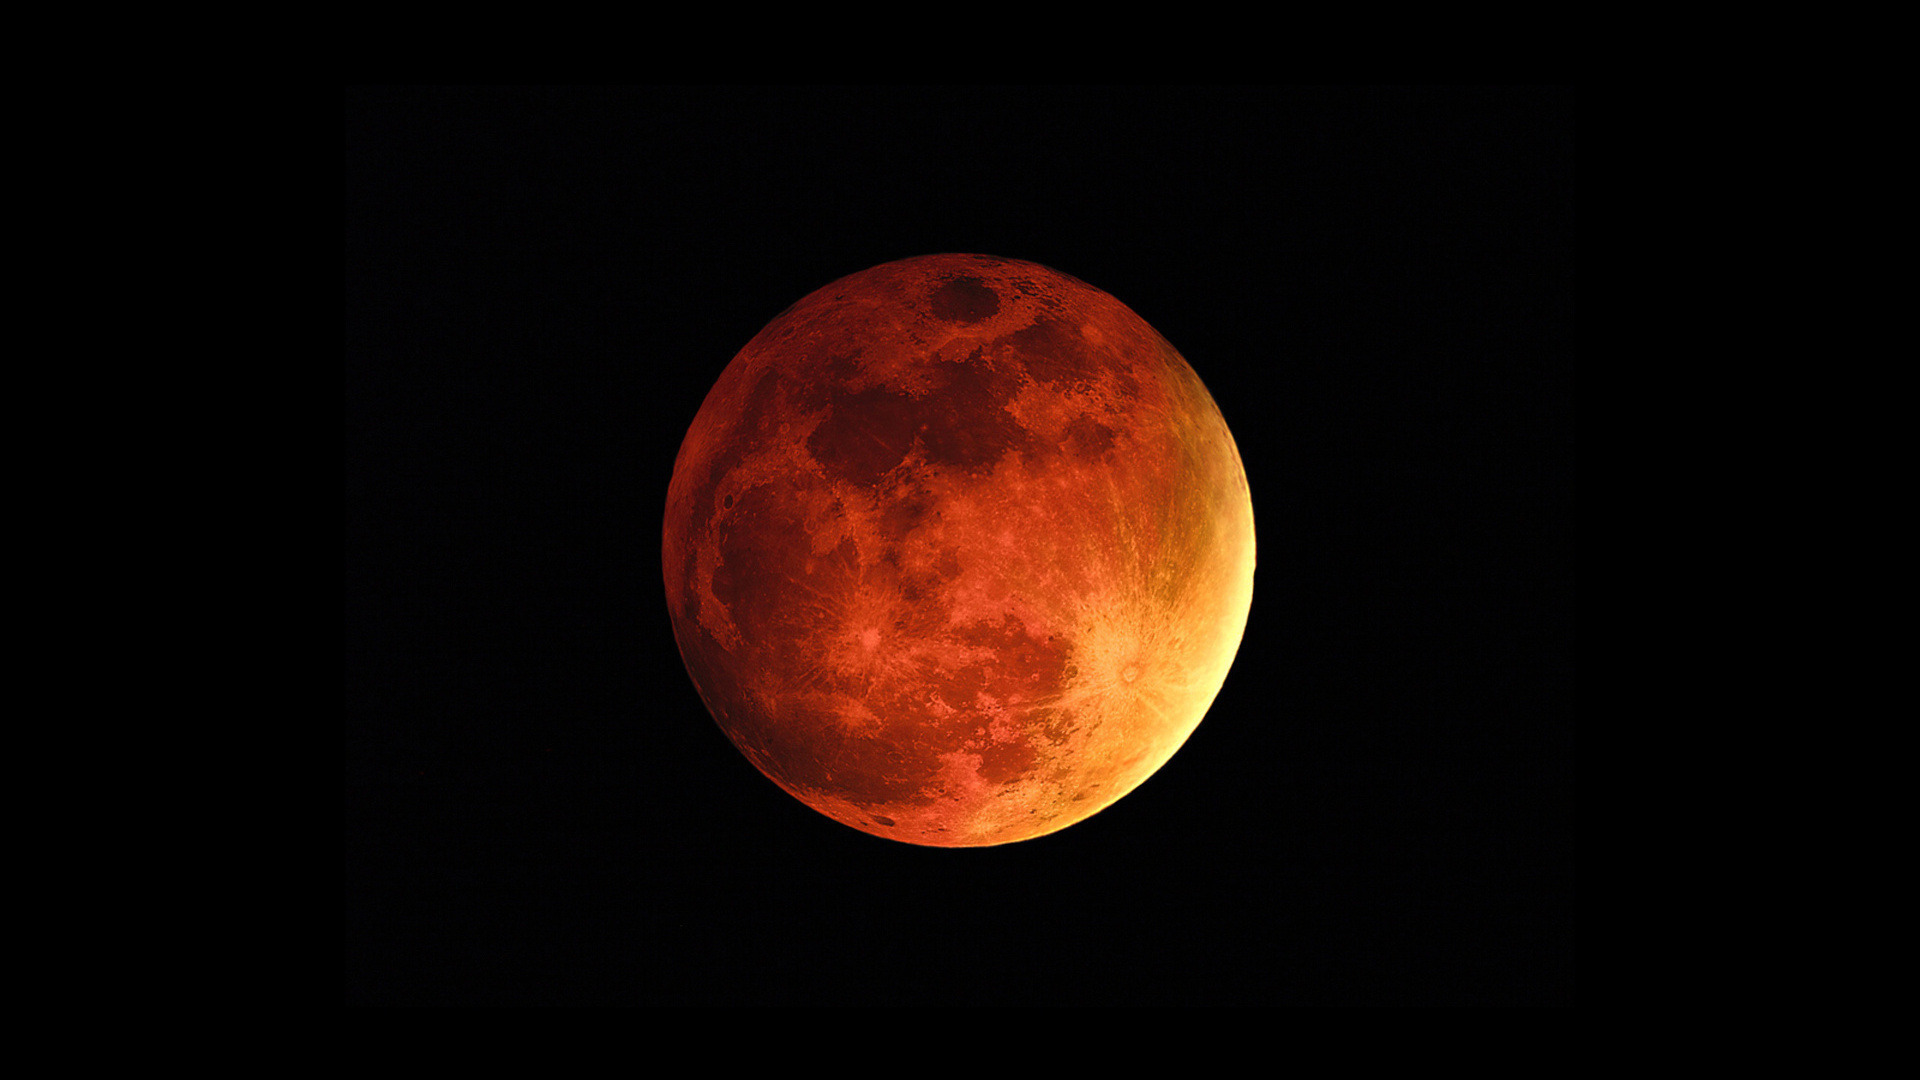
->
[663, 254, 1254, 846]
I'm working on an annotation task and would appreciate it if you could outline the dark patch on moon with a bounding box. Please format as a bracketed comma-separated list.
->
[806, 385, 919, 485]
[1064, 414, 1117, 459]
[930, 276, 1000, 323]
[915, 351, 1037, 474]
[1005, 315, 1091, 387]
[743, 688, 927, 805]
[710, 486, 827, 642]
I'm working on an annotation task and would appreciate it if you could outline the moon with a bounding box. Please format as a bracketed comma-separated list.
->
[663, 254, 1254, 846]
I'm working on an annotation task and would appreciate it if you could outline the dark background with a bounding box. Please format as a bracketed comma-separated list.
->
[344, 85, 1575, 1006]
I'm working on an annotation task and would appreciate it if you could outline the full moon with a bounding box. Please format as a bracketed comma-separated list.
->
[663, 254, 1254, 846]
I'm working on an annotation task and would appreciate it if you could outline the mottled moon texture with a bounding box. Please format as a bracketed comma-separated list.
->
[663, 254, 1254, 846]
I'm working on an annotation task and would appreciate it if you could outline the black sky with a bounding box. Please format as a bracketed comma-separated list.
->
[344, 84, 1575, 1006]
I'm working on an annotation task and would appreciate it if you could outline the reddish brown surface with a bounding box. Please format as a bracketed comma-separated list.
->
[664, 254, 1254, 846]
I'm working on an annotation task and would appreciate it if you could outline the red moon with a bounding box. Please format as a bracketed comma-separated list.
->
[663, 254, 1254, 846]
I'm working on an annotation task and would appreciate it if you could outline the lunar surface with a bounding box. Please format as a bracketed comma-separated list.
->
[663, 254, 1254, 846]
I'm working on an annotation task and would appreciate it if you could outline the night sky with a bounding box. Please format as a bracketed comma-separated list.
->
[344, 85, 1575, 1006]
